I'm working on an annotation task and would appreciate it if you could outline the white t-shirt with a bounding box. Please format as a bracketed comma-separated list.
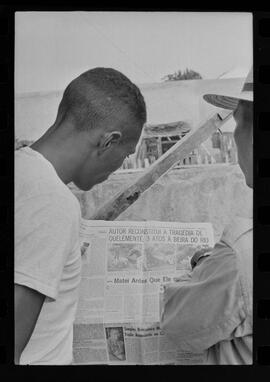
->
[15, 146, 82, 365]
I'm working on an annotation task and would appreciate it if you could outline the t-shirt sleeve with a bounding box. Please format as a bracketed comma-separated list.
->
[15, 193, 78, 300]
[161, 240, 246, 353]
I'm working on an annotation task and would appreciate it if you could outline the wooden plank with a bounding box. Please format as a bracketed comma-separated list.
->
[90, 111, 233, 221]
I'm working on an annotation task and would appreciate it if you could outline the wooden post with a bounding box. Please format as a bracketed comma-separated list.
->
[157, 137, 163, 158]
[90, 111, 233, 221]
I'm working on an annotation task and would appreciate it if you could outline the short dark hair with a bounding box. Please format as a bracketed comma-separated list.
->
[55, 67, 146, 132]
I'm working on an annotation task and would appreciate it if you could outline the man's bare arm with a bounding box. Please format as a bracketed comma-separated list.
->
[14, 284, 45, 364]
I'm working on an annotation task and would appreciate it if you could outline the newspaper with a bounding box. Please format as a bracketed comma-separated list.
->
[73, 219, 214, 365]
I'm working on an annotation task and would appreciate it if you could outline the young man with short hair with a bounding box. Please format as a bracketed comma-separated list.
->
[15, 67, 146, 365]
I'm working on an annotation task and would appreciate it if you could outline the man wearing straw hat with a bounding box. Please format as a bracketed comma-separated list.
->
[161, 67, 253, 364]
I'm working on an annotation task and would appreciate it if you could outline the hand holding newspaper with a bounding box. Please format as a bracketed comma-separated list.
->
[73, 219, 214, 365]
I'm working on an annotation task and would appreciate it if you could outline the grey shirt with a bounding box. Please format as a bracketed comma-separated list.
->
[161, 217, 252, 365]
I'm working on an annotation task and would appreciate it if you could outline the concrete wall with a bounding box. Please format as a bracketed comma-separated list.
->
[15, 78, 242, 141]
[72, 164, 252, 243]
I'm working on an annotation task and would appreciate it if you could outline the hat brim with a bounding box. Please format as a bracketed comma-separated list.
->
[203, 93, 253, 110]
[203, 94, 239, 110]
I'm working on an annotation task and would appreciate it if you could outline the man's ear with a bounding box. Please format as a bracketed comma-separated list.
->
[100, 131, 122, 151]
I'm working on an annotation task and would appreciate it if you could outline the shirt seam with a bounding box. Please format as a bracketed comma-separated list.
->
[15, 269, 58, 299]
[18, 146, 59, 178]
[236, 252, 251, 316]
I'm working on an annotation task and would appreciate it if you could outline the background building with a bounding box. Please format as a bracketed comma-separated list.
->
[15, 76, 243, 168]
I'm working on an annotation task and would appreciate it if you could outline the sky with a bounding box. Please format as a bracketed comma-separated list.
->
[15, 12, 252, 94]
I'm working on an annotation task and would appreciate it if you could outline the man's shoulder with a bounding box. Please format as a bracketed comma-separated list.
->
[15, 148, 80, 212]
[221, 217, 253, 251]
[214, 217, 253, 298]
[205, 217, 253, 276]
[16, 147, 60, 192]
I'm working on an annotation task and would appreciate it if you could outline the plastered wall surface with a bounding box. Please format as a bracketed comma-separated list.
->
[71, 164, 252, 243]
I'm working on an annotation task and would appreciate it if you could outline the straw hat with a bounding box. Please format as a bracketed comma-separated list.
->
[203, 66, 253, 110]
